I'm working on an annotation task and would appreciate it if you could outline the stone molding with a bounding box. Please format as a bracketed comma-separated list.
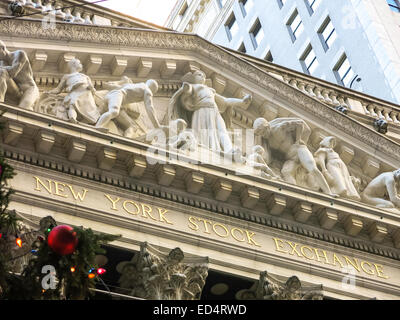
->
[4, 149, 400, 263]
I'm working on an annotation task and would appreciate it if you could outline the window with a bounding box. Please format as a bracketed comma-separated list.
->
[172, 1, 188, 29]
[225, 13, 239, 41]
[249, 19, 264, 49]
[301, 45, 319, 75]
[278, 0, 287, 9]
[238, 42, 247, 53]
[387, 0, 400, 12]
[334, 55, 355, 87]
[239, 0, 253, 17]
[217, 0, 227, 9]
[318, 17, 337, 51]
[305, 0, 321, 14]
[264, 51, 273, 62]
[287, 10, 304, 42]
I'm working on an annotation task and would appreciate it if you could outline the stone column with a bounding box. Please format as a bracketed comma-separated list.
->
[116, 242, 209, 300]
[236, 271, 323, 300]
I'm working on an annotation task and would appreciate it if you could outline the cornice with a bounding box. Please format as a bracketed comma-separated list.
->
[1, 103, 400, 262]
[4, 150, 400, 264]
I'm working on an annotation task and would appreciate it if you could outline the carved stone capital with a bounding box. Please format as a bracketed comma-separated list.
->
[116, 242, 209, 300]
[236, 271, 323, 300]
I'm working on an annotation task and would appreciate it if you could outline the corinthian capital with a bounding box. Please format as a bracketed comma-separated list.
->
[116, 242, 209, 300]
[236, 271, 323, 300]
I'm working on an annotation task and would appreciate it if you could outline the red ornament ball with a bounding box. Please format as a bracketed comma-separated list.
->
[47, 225, 78, 256]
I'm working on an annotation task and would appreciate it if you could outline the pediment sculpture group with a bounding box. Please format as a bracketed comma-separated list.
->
[1, 42, 400, 212]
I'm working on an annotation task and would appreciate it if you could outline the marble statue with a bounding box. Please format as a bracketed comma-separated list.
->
[0, 40, 39, 110]
[246, 145, 278, 179]
[47, 58, 100, 124]
[253, 117, 335, 196]
[167, 119, 197, 152]
[167, 70, 252, 154]
[95, 76, 160, 133]
[314, 136, 360, 200]
[361, 169, 400, 209]
[145, 119, 197, 152]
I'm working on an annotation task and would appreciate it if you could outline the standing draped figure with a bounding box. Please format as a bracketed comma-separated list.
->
[166, 70, 252, 154]
[314, 136, 360, 200]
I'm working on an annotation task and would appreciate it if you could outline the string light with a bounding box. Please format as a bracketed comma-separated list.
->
[16, 237, 22, 248]
[70, 267, 76, 273]
[97, 268, 106, 275]
[88, 273, 96, 279]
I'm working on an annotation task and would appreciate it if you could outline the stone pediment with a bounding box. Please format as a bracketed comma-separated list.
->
[2, 17, 400, 256]
[1, 0, 166, 30]
[0, 18, 398, 162]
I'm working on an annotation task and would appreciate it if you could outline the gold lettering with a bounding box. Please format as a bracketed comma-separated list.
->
[104, 194, 121, 211]
[54, 182, 68, 198]
[158, 208, 173, 225]
[273, 238, 288, 253]
[300, 246, 315, 260]
[213, 223, 229, 238]
[245, 230, 261, 247]
[332, 253, 345, 268]
[34, 176, 52, 194]
[361, 261, 375, 275]
[141, 203, 158, 221]
[374, 264, 389, 279]
[68, 185, 88, 201]
[344, 256, 361, 273]
[123, 200, 140, 215]
[198, 218, 212, 234]
[188, 216, 199, 231]
[231, 228, 246, 242]
[287, 241, 302, 257]
[314, 248, 331, 264]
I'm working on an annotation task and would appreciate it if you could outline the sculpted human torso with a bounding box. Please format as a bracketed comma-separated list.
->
[118, 83, 148, 103]
[63, 72, 91, 92]
[3, 50, 36, 89]
[182, 83, 217, 111]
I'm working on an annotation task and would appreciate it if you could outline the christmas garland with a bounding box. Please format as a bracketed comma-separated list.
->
[0, 118, 121, 300]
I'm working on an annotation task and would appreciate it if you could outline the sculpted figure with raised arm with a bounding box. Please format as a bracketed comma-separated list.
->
[167, 70, 252, 154]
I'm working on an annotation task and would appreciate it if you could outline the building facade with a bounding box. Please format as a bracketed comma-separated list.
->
[166, 0, 400, 105]
[2, 0, 400, 300]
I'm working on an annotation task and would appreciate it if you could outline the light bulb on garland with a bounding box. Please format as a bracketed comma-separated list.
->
[47, 225, 78, 256]
[70, 267, 76, 273]
[97, 268, 106, 275]
[88, 273, 95, 279]
[16, 237, 22, 248]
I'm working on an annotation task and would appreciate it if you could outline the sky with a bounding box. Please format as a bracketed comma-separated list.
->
[97, 0, 178, 26]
